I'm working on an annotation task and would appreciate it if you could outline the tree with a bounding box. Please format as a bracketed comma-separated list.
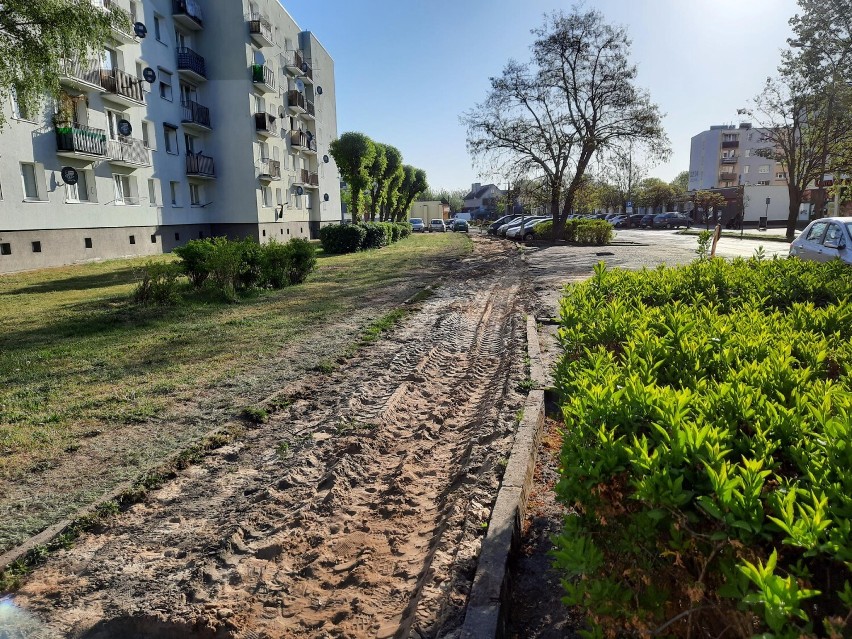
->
[329, 132, 376, 223]
[392, 166, 428, 222]
[636, 178, 676, 214]
[694, 190, 727, 230]
[365, 143, 387, 222]
[0, 0, 130, 129]
[377, 145, 403, 222]
[598, 142, 652, 215]
[744, 73, 852, 239]
[533, 8, 669, 235]
[417, 188, 465, 213]
[670, 171, 690, 196]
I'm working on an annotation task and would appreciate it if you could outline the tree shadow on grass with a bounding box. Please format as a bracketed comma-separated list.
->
[0, 267, 140, 296]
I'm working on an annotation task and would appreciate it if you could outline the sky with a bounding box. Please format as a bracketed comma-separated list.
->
[281, 0, 800, 192]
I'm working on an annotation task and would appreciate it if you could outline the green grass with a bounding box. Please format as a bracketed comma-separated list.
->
[0, 232, 471, 481]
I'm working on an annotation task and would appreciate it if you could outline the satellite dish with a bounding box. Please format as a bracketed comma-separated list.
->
[306, 131, 314, 141]
[322, 154, 329, 163]
[117, 119, 133, 136]
[316, 86, 323, 95]
[60, 166, 79, 185]
[142, 67, 156, 83]
[295, 78, 305, 92]
[295, 186, 304, 196]
[323, 193, 329, 202]
[133, 22, 147, 38]
[300, 62, 309, 73]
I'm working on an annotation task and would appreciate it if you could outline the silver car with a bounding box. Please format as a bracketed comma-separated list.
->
[789, 217, 852, 264]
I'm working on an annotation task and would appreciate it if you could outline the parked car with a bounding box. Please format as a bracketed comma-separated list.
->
[640, 214, 656, 228]
[409, 218, 425, 233]
[789, 217, 852, 265]
[429, 219, 446, 232]
[451, 219, 469, 232]
[652, 212, 691, 229]
[488, 214, 521, 235]
[610, 215, 627, 227]
[505, 216, 548, 239]
[520, 219, 553, 241]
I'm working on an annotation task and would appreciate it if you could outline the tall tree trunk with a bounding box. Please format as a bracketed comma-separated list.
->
[786, 184, 802, 242]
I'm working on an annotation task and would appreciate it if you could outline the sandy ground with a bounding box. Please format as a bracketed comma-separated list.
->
[4, 238, 527, 639]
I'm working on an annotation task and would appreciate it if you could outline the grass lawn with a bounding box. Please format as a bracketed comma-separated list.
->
[0, 232, 472, 484]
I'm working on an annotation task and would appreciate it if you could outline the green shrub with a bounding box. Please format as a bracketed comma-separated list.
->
[319, 224, 365, 254]
[280, 237, 317, 285]
[388, 223, 401, 242]
[205, 236, 245, 301]
[396, 222, 412, 239]
[575, 219, 612, 245]
[260, 239, 292, 289]
[132, 261, 183, 305]
[235, 237, 263, 291]
[553, 258, 852, 638]
[173, 239, 214, 288]
[359, 222, 390, 250]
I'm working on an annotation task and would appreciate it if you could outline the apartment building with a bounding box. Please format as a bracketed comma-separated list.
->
[0, 0, 341, 273]
[688, 123, 788, 192]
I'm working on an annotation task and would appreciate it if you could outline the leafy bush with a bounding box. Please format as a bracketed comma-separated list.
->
[389, 223, 401, 242]
[260, 240, 292, 289]
[396, 222, 412, 239]
[132, 261, 183, 305]
[319, 224, 366, 254]
[279, 237, 316, 285]
[173, 239, 214, 288]
[359, 222, 390, 250]
[553, 258, 852, 638]
[205, 236, 245, 301]
[574, 219, 612, 245]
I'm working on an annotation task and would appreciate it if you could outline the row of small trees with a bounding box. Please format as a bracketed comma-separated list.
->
[329, 133, 428, 223]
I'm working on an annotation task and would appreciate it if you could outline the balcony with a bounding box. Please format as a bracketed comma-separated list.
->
[181, 99, 212, 132]
[718, 172, 737, 182]
[55, 123, 107, 160]
[283, 50, 305, 75]
[107, 137, 151, 167]
[287, 90, 306, 114]
[304, 170, 319, 188]
[302, 65, 313, 84]
[290, 131, 317, 154]
[721, 140, 739, 149]
[247, 13, 273, 47]
[720, 157, 737, 164]
[251, 64, 275, 93]
[102, 0, 136, 43]
[60, 58, 102, 92]
[302, 99, 315, 120]
[176, 47, 207, 82]
[99, 68, 144, 107]
[257, 158, 281, 181]
[254, 112, 277, 137]
[172, 0, 203, 30]
[186, 152, 216, 179]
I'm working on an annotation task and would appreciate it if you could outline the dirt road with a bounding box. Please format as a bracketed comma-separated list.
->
[6, 238, 527, 639]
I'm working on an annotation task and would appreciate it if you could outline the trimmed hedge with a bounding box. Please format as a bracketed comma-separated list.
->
[319, 222, 412, 255]
[530, 218, 613, 245]
[554, 257, 852, 638]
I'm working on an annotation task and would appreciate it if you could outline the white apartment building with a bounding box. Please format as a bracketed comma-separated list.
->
[688, 123, 788, 192]
[0, 0, 342, 273]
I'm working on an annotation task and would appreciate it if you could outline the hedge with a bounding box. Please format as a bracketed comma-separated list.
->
[530, 218, 612, 245]
[553, 256, 852, 638]
[318, 222, 412, 255]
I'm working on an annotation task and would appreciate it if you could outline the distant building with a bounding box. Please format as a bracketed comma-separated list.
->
[409, 201, 449, 223]
[462, 183, 504, 218]
[688, 123, 787, 192]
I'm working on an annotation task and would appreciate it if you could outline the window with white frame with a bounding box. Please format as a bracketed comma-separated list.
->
[776, 172, 787, 180]
[744, 149, 751, 158]
[170, 181, 181, 206]
[261, 186, 272, 207]
[113, 174, 137, 205]
[190, 183, 202, 206]
[159, 70, 173, 101]
[305, 192, 312, 210]
[743, 165, 750, 174]
[276, 187, 283, 206]
[65, 170, 90, 202]
[148, 178, 159, 206]
[164, 125, 178, 154]
[759, 165, 770, 174]
[756, 180, 770, 186]
[21, 163, 41, 200]
[154, 14, 164, 42]
[141, 121, 154, 149]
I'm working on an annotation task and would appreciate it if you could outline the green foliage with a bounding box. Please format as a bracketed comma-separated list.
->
[319, 224, 367, 254]
[173, 239, 214, 288]
[132, 262, 183, 306]
[527, 219, 612, 245]
[0, 0, 129, 129]
[260, 238, 316, 288]
[359, 222, 391, 250]
[329, 132, 376, 222]
[397, 222, 412, 239]
[554, 257, 852, 638]
[696, 230, 713, 260]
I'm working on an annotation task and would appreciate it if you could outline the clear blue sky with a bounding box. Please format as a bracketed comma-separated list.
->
[282, 0, 799, 191]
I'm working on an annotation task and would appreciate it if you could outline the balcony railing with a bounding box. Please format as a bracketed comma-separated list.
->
[307, 171, 319, 187]
[102, 0, 135, 41]
[720, 157, 737, 164]
[107, 137, 151, 166]
[251, 64, 275, 90]
[248, 13, 273, 45]
[172, 0, 203, 29]
[305, 99, 315, 118]
[719, 172, 737, 182]
[177, 47, 207, 79]
[290, 131, 317, 152]
[283, 49, 305, 74]
[186, 152, 215, 177]
[721, 140, 739, 148]
[55, 122, 107, 156]
[99, 68, 144, 103]
[181, 100, 211, 129]
[287, 90, 305, 111]
[254, 112, 277, 135]
[258, 158, 281, 180]
[60, 58, 102, 88]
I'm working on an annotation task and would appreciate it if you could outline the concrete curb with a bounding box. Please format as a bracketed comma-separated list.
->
[459, 317, 548, 639]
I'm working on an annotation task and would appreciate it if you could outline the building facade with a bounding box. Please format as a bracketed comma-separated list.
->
[688, 123, 788, 192]
[462, 183, 504, 218]
[0, 0, 341, 273]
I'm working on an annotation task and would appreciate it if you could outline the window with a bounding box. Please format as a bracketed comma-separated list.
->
[759, 165, 770, 174]
[148, 178, 159, 206]
[84, 237, 93, 249]
[164, 125, 178, 154]
[65, 170, 90, 202]
[744, 150, 751, 158]
[136, 61, 150, 92]
[170, 181, 181, 206]
[31, 241, 41, 253]
[0, 243, 11, 256]
[184, 133, 198, 154]
[261, 186, 271, 207]
[21, 163, 40, 200]
[807, 221, 828, 242]
[824, 224, 843, 246]
[151, 234, 157, 244]
[776, 172, 787, 180]
[11, 88, 33, 121]
[254, 95, 265, 114]
[113, 174, 136, 205]
[743, 166, 750, 174]
[756, 180, 770, 186]
[154, 15, 164, 42]
[305, 192, 312, 210]
[190, 183, 202, 206]
[159, 70, 173, 101]
[129, 235, 136, 245]
[141, 121, 154, 149]
[174, 232, 180, 241]
[276, 188, 283, 206]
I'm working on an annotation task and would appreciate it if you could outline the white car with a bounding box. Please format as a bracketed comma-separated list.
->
[429, 219, 446, 232]
[789, 217, 852, 264]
